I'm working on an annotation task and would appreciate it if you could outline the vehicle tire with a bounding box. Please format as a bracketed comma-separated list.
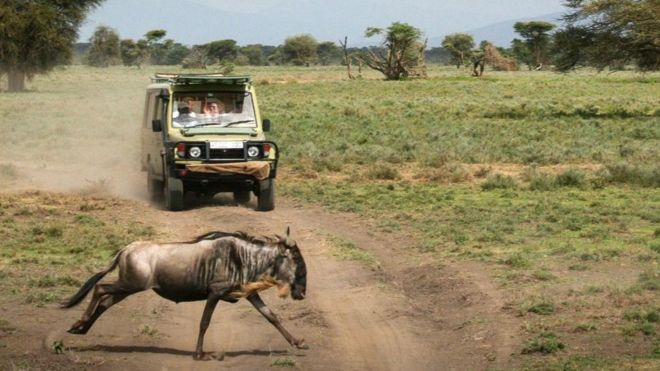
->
[257, 179, 275, 212]
[164, 177, 184, 211]
[147, 172, 163, 201]
[234, 190, 251, 204]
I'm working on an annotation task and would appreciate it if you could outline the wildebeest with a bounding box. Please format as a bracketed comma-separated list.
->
[62, 228, 308, 360]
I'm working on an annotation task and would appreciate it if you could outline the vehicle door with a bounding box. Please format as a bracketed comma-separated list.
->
[141, 90, 166, 179]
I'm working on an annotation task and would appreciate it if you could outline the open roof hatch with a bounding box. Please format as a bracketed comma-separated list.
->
[151, 73, 251, 85]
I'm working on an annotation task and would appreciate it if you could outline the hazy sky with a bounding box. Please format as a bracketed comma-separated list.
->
[80, 0, 567, 45]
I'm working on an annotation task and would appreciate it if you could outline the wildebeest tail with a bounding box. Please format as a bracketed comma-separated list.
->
[61, 250, 123, 309]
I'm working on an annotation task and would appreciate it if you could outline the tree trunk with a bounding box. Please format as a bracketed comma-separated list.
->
[8, 70, 26, 92]
[339, 36, 355, 80]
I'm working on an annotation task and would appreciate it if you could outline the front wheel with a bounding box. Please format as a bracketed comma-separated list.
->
[257, 179, 275, 212]
[164, 177, 184, 211]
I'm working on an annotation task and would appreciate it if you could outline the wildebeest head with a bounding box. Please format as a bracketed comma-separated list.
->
[275, 227, 307, 300]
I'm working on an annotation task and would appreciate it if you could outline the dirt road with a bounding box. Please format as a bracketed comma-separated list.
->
[4, 192, 514, 371]
[1, 162, 521, 370]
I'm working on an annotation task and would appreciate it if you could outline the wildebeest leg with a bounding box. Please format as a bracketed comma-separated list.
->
[68, 283, 129, 334]
[247, 293, 308, 349]
[193, 294, 223, 361]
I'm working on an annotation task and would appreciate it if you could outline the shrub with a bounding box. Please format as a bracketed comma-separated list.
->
[603, 163, 660, 187]
[481, 174, 517, 191]
[555, 168, 587, 188]
[365, 163, 401, 180]
[529, 172, 557, 191]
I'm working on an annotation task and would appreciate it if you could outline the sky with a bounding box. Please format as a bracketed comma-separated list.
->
[79, 0, 567, 46]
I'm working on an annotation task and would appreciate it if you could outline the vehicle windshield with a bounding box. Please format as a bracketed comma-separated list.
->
[172, 91, 256, 128]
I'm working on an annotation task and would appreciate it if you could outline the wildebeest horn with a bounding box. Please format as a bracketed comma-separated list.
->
[285, 227, 293, 247]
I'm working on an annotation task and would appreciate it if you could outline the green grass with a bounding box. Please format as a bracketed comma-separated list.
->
[0, 192, 158, 306]
[281, 181, 658, 263]
[330, 237, 380, 270]
[271, 357, 296, 367]
[521, 332, 565, 354]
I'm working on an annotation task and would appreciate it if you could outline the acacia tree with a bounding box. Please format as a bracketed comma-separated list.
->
[86, 26, 121, 67]
[282, 34, 318, 66]
[205, 39, 238, 64]
[317, 41, 342, 65]
[513, 21, 556, 69]
[554, 0, 659, 71]
[0, 0, 103, 91]
[442, 33, 475, 68]
[511, 38, 534, 70]
[358, 22, 426, 80]
[240, 45, 265, 65]
[120, 39, 141, 67]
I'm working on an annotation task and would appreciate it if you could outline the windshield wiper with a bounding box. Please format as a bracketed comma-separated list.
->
[219, 120, 255, 127]
[181, 122, 222, 129]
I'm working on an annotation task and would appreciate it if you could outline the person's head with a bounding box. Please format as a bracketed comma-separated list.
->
[205, 100, 224, 114]
[178, 102, 191, 115]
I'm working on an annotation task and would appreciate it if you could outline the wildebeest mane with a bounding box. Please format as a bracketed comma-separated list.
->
[180, 230, 285, 246]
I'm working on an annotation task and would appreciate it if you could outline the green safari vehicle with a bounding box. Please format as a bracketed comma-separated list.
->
[141, 73, 278, 211]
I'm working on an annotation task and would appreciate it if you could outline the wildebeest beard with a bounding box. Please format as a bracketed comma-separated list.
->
[61, 230, 309, 359]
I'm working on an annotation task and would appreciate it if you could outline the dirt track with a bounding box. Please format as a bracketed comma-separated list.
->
[0, 161, 521, 370]
[2, 193, 514, 371]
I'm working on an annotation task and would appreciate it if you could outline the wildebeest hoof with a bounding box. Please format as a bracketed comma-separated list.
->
[294, 339, 309, 349]
[67, 322, 88, 335]
[193, 351, 224, 361]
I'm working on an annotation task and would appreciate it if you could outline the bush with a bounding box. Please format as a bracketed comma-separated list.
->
[555, 168, 587, 187]
[603, 163, 660, 187]
[481, 174, 517, 191]
[529, 172, 557, 191]
[522, 332, 565, 354]
[365, 163, 401, 180]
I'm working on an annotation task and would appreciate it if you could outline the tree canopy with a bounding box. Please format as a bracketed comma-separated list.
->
[442, 33, 475, 68]
[513, 21, 555, 69]
[86, 26, 121, 67]
[205, 39, 239, 64]
[358, 22, 427, 80]
[0, 0, 103, 91]
[554, 0, 660, 71]
[282, 34, 319, 66]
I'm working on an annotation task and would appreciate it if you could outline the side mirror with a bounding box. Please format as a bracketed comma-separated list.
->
[263, 119, 271, 132]
[152, 119, 162, 132]
[158, 89, 170, 101]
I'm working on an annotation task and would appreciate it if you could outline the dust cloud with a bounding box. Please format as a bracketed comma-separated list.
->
[1, 67, 152, 201]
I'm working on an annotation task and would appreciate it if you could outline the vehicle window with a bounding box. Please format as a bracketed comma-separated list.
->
[172, 92, 256, 128]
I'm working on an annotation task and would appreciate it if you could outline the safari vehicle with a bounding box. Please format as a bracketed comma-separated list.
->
[141, 73, 278, 211]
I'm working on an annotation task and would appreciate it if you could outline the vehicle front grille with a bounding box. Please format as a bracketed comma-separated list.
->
[209, 148, 244, 160]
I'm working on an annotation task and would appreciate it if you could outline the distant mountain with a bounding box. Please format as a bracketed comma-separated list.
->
[456, 12, 565, 48]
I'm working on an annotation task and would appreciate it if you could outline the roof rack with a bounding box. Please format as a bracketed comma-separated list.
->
[151, 73, 251, 85]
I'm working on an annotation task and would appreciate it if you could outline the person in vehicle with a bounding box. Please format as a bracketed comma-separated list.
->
[173, 102, 198, 127]
[203, 100, 224, 116]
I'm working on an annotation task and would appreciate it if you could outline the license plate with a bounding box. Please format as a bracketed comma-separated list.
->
[210, 141, 243, 149]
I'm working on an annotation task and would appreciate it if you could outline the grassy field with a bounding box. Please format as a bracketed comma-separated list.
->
[0, 65, 658, 368]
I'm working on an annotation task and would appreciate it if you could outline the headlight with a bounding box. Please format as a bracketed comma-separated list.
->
[189, 146, 202, 158]
[247, 146, 260, 158]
